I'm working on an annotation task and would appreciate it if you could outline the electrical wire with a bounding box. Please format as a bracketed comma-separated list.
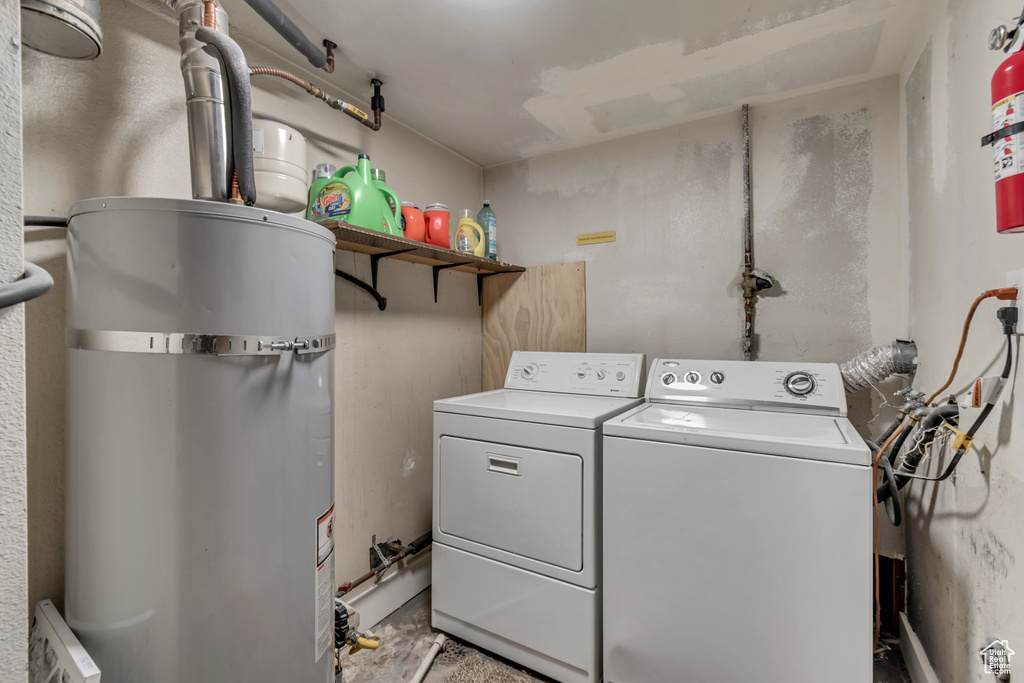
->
[925, 288, 1016, 404]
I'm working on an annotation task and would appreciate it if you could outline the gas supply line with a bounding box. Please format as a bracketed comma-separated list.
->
[249, 67, 386, 132]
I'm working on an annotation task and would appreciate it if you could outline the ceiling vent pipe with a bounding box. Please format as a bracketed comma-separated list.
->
[21, 0, 103, 59]
[840, 340, 919, 392]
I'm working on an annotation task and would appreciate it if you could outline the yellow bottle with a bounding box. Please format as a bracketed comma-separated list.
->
[454, 210, 486, 257]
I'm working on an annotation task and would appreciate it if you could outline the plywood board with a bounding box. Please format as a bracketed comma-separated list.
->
[481, 262, 586, 391]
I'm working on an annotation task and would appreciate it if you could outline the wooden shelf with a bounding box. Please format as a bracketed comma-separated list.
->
[319, 219, 525, 309]
[322, 219, 525, 276]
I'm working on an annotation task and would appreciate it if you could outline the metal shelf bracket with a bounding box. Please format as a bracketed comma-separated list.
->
[335, 268, 387, 311]
[433, 262, 472, 303]
[369, 249, 416, 290]
[477, 272, 501, 307]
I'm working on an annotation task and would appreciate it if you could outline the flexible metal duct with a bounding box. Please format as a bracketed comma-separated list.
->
[840, 340, 918, 392]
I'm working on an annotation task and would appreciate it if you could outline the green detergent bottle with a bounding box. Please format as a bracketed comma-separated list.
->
[306, 163, 337, 221]
[371, 168, 399, 217]
[328, 155, 403, 237]
[311, 153, 403, 236]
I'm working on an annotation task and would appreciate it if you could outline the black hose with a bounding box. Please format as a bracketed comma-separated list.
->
[887, 422, 915, 466]
[880, 456, 902, 526]
[241, 0, 327, 68]
[406, 531, 431, 555]
[876, 404, 959, 503]
[0, 262, 54, 309]
[876, 413, 905, 446]
[194, 27, 257, 206]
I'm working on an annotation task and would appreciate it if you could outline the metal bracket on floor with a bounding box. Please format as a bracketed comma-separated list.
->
[433, 262, 471, 303]
[369, 249, 416, 290]
[477, 273, 500, 307]
[335, 268, 387, 311]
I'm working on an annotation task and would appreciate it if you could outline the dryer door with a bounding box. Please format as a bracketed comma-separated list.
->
[437, 436, 583, 571]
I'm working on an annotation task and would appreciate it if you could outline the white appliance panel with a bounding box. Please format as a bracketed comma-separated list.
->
[602, 436, 872, 683]
[505, 351, 645, 397]
[437, 436, 584, 571]
[646, 358, 847, 416]
[432, 544, 599, 683]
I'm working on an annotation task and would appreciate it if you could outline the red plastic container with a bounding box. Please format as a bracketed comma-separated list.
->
[424, 203, 451, 248]
[400, 202, 426, 242]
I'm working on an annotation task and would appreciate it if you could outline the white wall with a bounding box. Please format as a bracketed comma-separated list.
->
[485, 78, 906, 407]
[900, 1, 1024, 680]
[0, 0, 27, 679]
[21, 0, 483, 610]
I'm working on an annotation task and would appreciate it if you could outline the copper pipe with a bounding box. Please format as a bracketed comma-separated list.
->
[203, 0, 217, 29]
[229, 170, 242, 204]
[322, 40, 336, 74]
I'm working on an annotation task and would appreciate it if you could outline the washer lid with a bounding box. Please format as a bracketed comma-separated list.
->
[603, 404, 869, 466]
[435, 389, 644, 429]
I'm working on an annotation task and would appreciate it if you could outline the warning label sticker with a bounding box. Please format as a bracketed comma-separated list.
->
[315, 504, 335, 662]
[993, 92, 1024, 181]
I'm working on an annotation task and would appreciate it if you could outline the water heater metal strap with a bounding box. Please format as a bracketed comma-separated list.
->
[66, 329, 336, 357]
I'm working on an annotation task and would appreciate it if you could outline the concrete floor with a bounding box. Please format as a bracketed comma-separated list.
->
[338, 588, 913, 683]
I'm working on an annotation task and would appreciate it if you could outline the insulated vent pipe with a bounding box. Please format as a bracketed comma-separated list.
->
[840, 340, 918, 392]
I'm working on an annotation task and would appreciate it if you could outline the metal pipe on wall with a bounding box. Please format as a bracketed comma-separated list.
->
[739, 103, 777, 360]
[741, 104, 754, 360]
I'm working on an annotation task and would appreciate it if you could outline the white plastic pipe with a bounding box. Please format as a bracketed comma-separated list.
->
[409, 634, 446, 683]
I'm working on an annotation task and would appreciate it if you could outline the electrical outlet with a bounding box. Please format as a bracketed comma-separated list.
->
[1006, 269, 1024, 334]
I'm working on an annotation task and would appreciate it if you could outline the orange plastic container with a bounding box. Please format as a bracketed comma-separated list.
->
[424, 203, 451, 248]
[400, 202, 426, 242]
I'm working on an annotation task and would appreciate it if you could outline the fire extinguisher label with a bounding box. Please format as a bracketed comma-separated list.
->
[993, 92, 1024, 181]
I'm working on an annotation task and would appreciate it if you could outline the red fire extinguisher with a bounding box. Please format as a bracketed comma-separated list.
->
[987, 17, 1024, 233]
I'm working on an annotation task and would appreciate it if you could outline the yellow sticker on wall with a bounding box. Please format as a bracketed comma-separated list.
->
[577, 231, 616, 246]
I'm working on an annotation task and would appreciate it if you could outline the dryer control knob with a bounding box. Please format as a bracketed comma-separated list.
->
[710, 371, 725, 384]
[522, 363, 539, 379]
[684, 371, 701, 384]
[662, 373, 677, 386]
[784, 371, 817, 397]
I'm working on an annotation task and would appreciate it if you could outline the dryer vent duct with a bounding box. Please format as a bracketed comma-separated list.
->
[840, 340, 918, 392]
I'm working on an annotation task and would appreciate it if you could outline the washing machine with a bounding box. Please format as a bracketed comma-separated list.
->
[602, 358, 871, 683]
[432, 351, 646, 683]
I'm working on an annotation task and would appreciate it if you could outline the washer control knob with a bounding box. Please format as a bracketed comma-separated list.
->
[576, 369, 587, 380]
[662, 373, 677, 386]
[596, 369, 607, 380]
[522, 363, 538, 379]
[616, 371, 626, 381]
[684, 371, 701, 384]
[710, 371, 725, 385]
[784, 371, 817, 397]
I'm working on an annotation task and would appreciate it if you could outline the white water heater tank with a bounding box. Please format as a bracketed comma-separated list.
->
[65, 198, 336, 682]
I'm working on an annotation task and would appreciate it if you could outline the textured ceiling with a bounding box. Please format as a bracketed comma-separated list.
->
[224, 0, 921, 167]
